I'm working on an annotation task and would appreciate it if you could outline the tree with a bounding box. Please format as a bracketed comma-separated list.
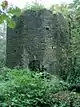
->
[0, 0, 21, 28]
[50, 2, 80, 82]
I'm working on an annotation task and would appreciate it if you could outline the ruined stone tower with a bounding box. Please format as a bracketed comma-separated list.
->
[6, 9, 69, 74]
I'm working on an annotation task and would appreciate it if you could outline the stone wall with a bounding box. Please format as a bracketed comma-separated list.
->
[6, 16, 24, 68]
[6, 9, 69, 74]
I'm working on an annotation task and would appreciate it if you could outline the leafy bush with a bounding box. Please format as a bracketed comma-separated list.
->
[0, 68, 80, 107]
[52, 91, 80, 107]
[0, 68, 68, 107]
[66, 64, 80, 85]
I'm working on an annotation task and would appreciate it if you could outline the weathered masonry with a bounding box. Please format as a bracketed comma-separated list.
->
[6, 9, 69, 74]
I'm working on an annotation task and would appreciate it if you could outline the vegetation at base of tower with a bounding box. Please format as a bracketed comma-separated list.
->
[0, 68, 80, 107]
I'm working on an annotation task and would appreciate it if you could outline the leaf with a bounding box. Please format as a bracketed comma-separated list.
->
[0, 14, 8, 24]
[0, 14, 16, 28]
[7, 18, 16, 28]
[8, 7, 21, 16]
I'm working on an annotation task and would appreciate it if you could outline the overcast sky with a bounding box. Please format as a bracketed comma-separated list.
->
[7, 0, 73, 8]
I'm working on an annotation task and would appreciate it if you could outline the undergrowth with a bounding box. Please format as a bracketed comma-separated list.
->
[0, 68, 79, 107]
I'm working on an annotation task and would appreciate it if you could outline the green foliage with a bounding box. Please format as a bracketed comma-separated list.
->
[0, 68, 79, 107]
[8, 7, 21, 17]
[0, 69, 69, 107]
[7, 18, 16, 28]
[50, 1, 80, 84]
[24, 2, 45, 11]
[52, 91, 80, 107]
[0, 1, 21, 28]
[50, 4, 69, 18]
[66, 0, 80, 84]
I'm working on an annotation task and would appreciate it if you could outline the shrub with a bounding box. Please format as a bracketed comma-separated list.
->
[0, 69, 68, 107]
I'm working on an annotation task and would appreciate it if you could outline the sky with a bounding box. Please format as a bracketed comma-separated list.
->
[7, 0, 73, 9]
